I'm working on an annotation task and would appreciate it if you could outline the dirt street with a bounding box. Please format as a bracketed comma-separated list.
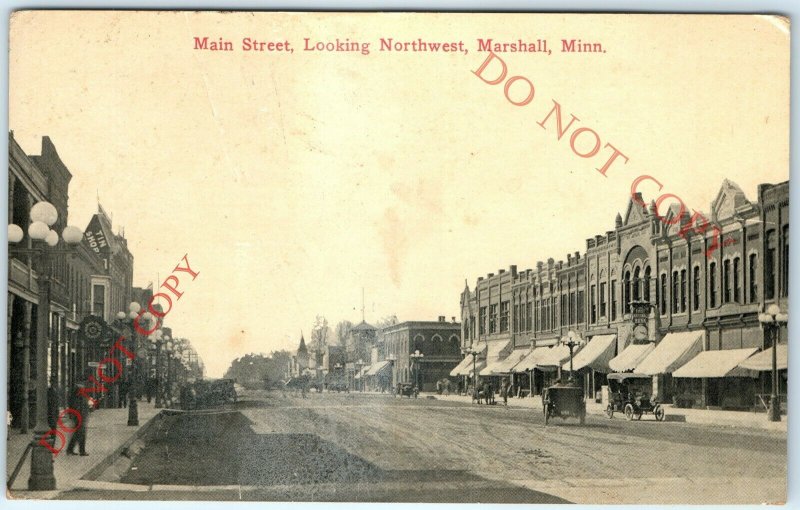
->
[63, 390, 786, 504]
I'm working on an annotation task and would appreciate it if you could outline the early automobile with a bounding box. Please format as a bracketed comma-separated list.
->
[395, 382, 419, 398]
[605, 372, 665, 421]
[542, 381, 586, 425]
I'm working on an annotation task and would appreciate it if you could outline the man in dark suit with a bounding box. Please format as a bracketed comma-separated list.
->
[66, 383, 91, 456]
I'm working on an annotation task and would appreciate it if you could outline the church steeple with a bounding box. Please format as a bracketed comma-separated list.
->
[297, 332, 308, 354]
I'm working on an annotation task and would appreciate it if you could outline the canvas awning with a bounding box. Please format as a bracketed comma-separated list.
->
[450, 356, 486, 377]
[536, 344, 573, 368]
[565, 334, 616, 372]
[608, 343, 655, 372]
[673, 348, 758, 378]
[478, 341, 513, 376]
[355, 365, 371, 379]
[514, 347, 552, 372]
[738, 344, 788, 371]
[634, 331, 705, 375]
[365, 360, 392, 376]
[479, 349, 528, 376]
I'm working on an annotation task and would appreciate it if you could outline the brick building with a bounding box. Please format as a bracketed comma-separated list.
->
[459, 179, 789, 409]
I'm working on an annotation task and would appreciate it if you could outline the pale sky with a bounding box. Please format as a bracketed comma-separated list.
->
[9, 12, 789, 377]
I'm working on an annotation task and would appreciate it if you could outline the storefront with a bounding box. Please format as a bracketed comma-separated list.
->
[566, 334, 617, 401]
[634, 331, 705, 402]
[672, 347, 759, 409]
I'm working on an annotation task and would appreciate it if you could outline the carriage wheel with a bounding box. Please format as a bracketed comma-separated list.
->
[605, 405, 614, 419]
[624, 404, 635, 421]
[654, 405, 665, 421]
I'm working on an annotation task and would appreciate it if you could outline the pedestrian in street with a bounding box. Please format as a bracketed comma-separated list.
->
[67, 382, 91, 456]
[501, 378, 510, 406]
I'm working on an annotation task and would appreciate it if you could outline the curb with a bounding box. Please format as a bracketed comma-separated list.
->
[80, 410, 167, 483]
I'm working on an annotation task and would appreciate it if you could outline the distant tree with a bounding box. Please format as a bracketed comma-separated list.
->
[334, 320, 353, 347]
[310, 315, 332, 352]
[375, 314, 399, 328]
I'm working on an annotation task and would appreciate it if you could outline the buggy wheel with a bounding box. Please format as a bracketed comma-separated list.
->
[624, 404, 635, 421]
[605, 405, 614, 419]
[654, 405, 665, 421]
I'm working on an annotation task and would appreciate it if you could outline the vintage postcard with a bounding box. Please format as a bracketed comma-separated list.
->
[5, 11, 789, 504]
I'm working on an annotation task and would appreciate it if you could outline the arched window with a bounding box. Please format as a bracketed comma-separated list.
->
[680, 269, 687, 312]
[709, 262, 718, 307]
[723, 259, 731, 303]
[660, 273, 667, 315]
[671, 271, 679, 313]
[624, 270, 631, 314]
[733, 257, 741, 303]
[413, 334, 425, 353]
[633, 267, 641, 301]
[749, 254, 758, 303]
[644, 266, 651, 302]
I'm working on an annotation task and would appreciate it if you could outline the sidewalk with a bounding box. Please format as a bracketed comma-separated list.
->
[418, 392, 787, 433]
[6, 400, 162, 499]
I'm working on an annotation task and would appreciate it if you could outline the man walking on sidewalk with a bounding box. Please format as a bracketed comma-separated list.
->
[66, 382, 92, 456]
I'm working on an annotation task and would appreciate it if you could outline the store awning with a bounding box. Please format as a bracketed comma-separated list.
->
[480, 349, 528, 376]
[450, 356, 486, 377]
[536, 344, 573, 369]
[608, 343, 655, 372]
[366, 360, 392, 376]
[673, 348, 758, 378]
[738, 344, 788, 371]
[478, 341, 513, 376]
[565, 334, 616, 372]
[634, 331, 705, 375]
[354, 365, 371, 379]
[514, 347, 552, 372]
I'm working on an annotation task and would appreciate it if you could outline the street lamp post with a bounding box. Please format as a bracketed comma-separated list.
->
[560, 331, 585, 383]
[463, 347, 479, 401]
[115, 303, 155, 426]
[149, 330, 166, 408]
[410, 350, 424, 391]
[758, 304, 788, 422]
[8, 201, 84, 490]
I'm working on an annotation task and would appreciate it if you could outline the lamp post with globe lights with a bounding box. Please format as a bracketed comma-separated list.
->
[462, 347, 480, 402]
[114, 303, 156, 426]
[410, 350, 424, 391]
[8, 201, 84, 490]
[560, 331, 585, 383]
[148, 329, 167, 408]
[758, 304, 788, 422]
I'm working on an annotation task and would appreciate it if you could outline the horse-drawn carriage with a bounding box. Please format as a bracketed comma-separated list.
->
[605, 372, 665, 421]
[180, 378, 237, 410]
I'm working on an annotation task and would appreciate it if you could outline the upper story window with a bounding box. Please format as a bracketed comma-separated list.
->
[92, 284, 106, 320]
[765, 230, 776, 300]
[749, 254, 758, 303]
[709, 262, 718, 307]
[693, 266, 701, 311]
